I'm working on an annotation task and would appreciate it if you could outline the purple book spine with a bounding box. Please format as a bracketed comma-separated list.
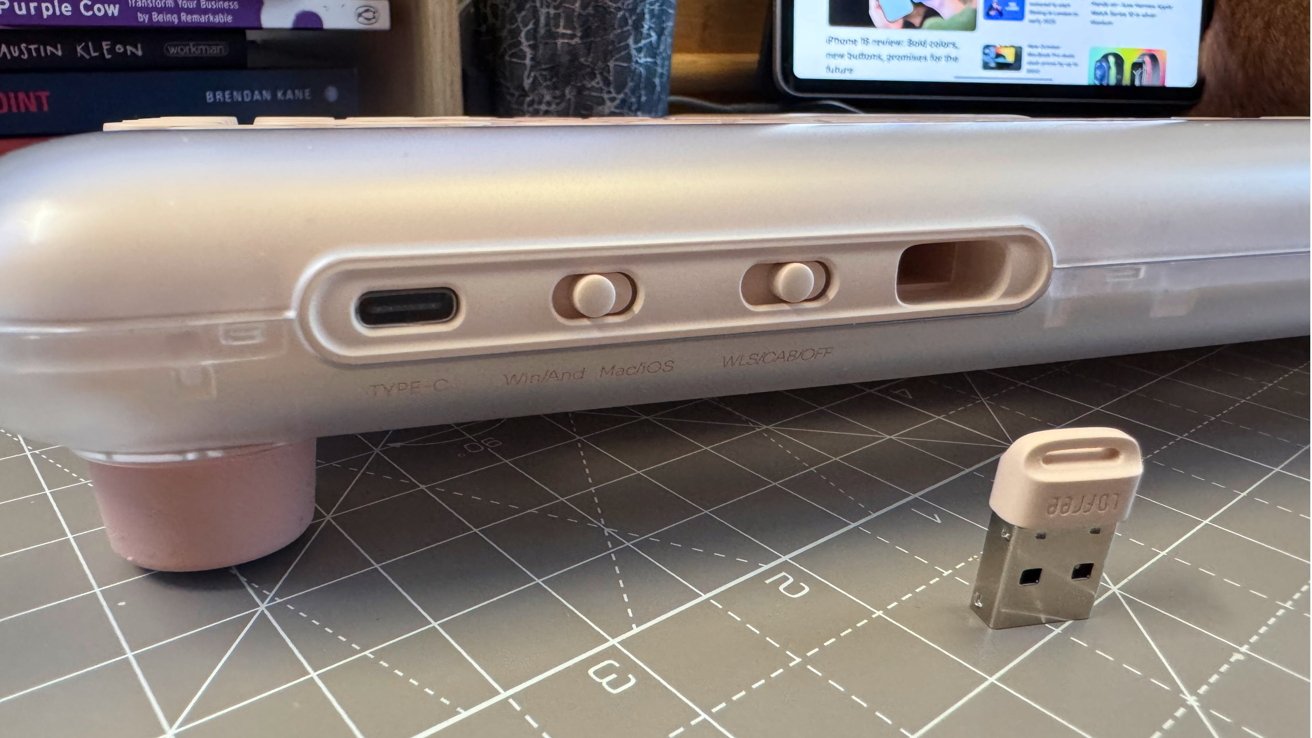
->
[0, 0, 389, 30]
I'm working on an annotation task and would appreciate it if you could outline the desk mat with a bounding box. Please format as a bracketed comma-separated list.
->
[1, 338, 1308, 738]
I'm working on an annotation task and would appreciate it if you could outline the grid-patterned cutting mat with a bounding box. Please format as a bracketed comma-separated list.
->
[1, 338, 1308, 738]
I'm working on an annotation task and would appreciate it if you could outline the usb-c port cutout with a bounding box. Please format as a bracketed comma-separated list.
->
[356, 288, 458, 328]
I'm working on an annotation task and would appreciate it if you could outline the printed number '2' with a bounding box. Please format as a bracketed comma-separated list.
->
[765, 572, 810, 599]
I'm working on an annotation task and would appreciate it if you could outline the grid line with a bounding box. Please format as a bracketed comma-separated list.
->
[1, 339, 1306, 738]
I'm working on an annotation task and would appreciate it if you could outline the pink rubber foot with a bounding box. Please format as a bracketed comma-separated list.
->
[84, 441, 316, 572]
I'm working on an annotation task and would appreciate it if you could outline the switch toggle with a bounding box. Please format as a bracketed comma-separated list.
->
[555, 273, 636, 319]
[572, 274, 618, 318]
[742, 261, 829, 307]
[770, 262, 827, 303]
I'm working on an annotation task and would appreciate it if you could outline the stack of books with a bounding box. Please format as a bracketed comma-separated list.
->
[0, 0, 388, 142]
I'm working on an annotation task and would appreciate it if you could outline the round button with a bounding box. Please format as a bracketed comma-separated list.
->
[571, 274, 618, 318]
[770, 262, 818, 304]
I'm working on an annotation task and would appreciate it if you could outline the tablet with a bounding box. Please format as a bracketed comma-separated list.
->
[775, 0, 1212, 106]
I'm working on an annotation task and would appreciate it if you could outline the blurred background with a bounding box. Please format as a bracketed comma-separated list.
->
[0, 0, 1307, 154]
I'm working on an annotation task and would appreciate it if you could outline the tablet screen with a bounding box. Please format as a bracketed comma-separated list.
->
[788, 1, 1204, 90]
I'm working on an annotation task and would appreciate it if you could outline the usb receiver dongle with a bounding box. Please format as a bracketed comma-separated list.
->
[971, 428, 1144, 629]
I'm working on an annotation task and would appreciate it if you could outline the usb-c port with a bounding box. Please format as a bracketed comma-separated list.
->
[356, 288, 458, 327]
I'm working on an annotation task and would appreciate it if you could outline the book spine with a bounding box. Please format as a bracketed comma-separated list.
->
[0, 30, 245, 70]
[0, 68, 357, 135]
[0, 0, 389, 30]
[0, 136, 45, 153]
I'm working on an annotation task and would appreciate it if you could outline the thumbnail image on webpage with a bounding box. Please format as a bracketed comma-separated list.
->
[795, 0, 1199, 88]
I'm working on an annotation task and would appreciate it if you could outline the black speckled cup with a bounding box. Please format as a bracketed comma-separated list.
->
[476, 0, 677, 117]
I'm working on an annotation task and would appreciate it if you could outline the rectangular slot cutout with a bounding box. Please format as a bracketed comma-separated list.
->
[1041, 447, 1121, 466]
[896, 240, 1011, 305]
